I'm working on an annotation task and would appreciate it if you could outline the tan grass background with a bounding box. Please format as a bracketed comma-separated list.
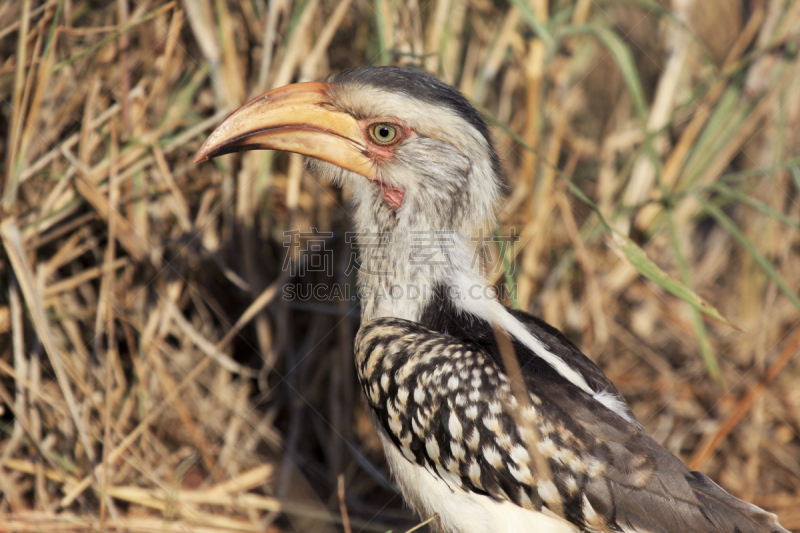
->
[1, 0, 800, 531]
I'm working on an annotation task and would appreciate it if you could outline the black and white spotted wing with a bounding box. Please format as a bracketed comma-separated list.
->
[355, 317, 787, 533]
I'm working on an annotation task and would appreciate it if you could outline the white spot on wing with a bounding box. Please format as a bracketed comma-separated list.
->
[582, 494, 603, 528]
[370, 381, 380, 403]
[519, 488, 534, 509]
[389, 415, 403, 436]
[448, 410, 463, 440]
[468, 461, 482, 487]
[540, 438, 557, 458]
[448, 375, 460, 390]
[538, 480, 559, 504]
[451, 441, 465, 462]
[510, 445, 530, 465]
[426, 437, 440, 463]
[482, 445, 502, 468]
[467, 427, 480, 450]
[483, 414, 501, 434]
[412, 416, 423, 438]
[401, 445, 416, 462]
[414, 387, 425, 404]
[565, 475, 578, 495]
[397, 386, 409, 405]
[508, 463, 533, 484]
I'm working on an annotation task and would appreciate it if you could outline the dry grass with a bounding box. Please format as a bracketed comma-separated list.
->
[1, 0, 800, 531]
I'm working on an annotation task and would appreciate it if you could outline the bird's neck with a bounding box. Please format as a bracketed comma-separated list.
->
[352, 193, 491, 324]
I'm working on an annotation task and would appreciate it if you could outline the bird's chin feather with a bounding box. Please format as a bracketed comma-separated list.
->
[308, 157, 404, 208]
[306, 158, 351, 188]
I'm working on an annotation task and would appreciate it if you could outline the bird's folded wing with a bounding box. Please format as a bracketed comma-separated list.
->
[355, 316, 787, 533]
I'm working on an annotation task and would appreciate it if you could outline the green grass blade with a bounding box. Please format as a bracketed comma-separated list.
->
[678, 85, 747, 189]
[509, 0, 554, 49]
[715, 155, 800, 186]
[711, 182, 800, 232]
[373, 0, 391, 66]
[52, 2, 175, 73]
[697, 195, 800, 313]
[403, 514, 439, 532]
[611, 229, 738, 329]
[666, 216, 722, 383]
[791, 165, 800, 193]
[559, 24, 649, 124]
[496, 226, 519, 310]
[623, 0, 673, 16]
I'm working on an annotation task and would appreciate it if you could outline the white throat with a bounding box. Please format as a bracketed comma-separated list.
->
[351, 186, 490, 323]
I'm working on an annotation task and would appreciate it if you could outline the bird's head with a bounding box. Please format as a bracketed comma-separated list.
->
[195, 67, 503, 233]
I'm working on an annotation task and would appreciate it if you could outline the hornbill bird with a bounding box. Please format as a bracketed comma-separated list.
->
[195, 66, 788, 533]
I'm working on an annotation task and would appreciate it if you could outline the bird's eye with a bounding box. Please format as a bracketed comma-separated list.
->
[370, 123, 398, 144]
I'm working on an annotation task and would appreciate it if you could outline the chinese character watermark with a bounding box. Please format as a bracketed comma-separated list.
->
[282, 227, 519, 281]
[471, 227, 519, 276]
[344, 231, 394, 276]
[282, 228, 334, 276]
[409, 229, 456, 276]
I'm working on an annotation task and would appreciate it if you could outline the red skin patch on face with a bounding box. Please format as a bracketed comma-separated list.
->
[358, 118, 412, 209]
[377, 182, 405, 209]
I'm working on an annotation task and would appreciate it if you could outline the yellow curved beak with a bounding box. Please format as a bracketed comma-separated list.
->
[193, 81, 376, 179]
